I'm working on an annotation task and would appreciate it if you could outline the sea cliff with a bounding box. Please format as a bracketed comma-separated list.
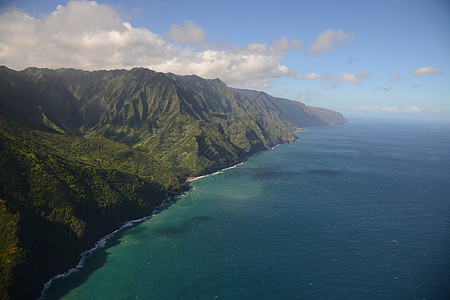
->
[0, 66, 347, 299]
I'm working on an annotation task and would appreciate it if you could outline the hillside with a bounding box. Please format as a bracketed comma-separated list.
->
[0, 66, 347, 299]
[232, 88, 348, 130]
[0, 116, 184, 299]
[0, 66, 298, 176]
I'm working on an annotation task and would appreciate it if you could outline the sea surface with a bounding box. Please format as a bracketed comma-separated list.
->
[42, 118, 450, 299]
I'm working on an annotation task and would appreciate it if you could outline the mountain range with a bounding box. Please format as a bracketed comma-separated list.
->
[0, 66, 347, 299]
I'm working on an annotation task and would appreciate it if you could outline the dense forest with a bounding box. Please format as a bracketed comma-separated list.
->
[0, 66, 347, 299]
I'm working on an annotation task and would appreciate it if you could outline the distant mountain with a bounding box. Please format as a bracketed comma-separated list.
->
[232, 88, 348, 130]
[0, 66, 347, 299]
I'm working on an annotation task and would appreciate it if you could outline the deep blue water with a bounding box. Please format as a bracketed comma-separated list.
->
[42, 118, 450, 299]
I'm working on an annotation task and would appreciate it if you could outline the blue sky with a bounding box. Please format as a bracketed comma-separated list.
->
[0, 0, 449, 119]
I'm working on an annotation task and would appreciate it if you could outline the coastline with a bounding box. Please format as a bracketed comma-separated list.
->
[187, 135, 302, 183]
[40, 160, 244, 298]
[0, 63, 347, 300]
[39, 160, 245, 298]
[38, 139, 297, 298]
[38, 197, 175, 299]
[186, 162, 244, 182]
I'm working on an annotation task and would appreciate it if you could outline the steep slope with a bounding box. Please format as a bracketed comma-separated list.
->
[1, 67, 298, 176]
[0, 66, 347, 299]
[233, 88, 348, 130]
[0, 116, 184, 300]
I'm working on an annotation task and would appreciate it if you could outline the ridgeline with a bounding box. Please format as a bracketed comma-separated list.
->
[0, 66, 347, 299]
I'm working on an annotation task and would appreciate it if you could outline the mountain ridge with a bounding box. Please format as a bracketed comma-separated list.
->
[232, 88, 348, 130]
[0, 66, 347, 299]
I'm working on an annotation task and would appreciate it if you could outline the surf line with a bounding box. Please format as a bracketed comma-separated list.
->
[40, 160, 248, 297]
[187, 139, 297, 183]
[186, 162, 244, 182]
[38, 198, 173, 299]
[39, 141, 288, 298]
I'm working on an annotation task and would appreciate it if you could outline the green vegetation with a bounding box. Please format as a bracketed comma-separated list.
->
[0, 198, 24, 300]
[233, 88, 349, 129]
[0, 66, 300, 175]
[0, 66, 347, 299]
[0, 116, 184, 299]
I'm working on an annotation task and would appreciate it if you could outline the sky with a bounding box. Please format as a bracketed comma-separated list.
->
[0, 0, 449, 119]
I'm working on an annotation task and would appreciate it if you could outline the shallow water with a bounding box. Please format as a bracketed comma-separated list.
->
[42, 118, 450, 299]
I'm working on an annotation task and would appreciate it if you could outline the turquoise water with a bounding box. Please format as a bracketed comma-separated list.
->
[42, 118, 450, 299]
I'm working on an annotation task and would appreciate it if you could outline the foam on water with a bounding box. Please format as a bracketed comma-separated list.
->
[187, 162, 244, 182]
[39, 197, 174, 299]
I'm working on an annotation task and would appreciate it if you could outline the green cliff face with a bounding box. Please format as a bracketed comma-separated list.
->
[0, 66, 347, 299]
[1, 67, 298, 176]
[233, 88, 349, 130]
[0, 116, 182, 299]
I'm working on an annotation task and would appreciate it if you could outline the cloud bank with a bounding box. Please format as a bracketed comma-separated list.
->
[0, 1, 302, 88]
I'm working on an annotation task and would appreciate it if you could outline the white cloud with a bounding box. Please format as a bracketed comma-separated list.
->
[0, 1, 302, 89]
[301, 70, 370, 87]
[390, 73, 401, 82]
[155, 48, 298, 88]
[0, 2, 176, 70]
[381, 106, 399, 112]
[303, 72, 321, 80]
[308, 29, 353, 56]
[337, 70, 370, 84]
[402, 106, 421, 113]
[165, 20, 208, 44]
[372, 86, 392, 92]
[353, 105, 399, 112]
[271, 36, 303, 53]
[413, 66, 444, 76]
[353, 105, 445, 114]
[353, 105, 381, 112]
[430, 109, 447, 113]
[296, 91, 319, 102]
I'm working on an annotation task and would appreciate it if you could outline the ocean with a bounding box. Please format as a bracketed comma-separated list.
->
[41, 118, 450, 299]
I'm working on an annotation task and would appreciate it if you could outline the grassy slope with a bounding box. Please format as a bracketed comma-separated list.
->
[10, 67, 297, 176]
[0, 116, 184, 299]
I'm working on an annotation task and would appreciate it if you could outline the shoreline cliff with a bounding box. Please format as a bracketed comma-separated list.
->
[0, 66, 347, 300]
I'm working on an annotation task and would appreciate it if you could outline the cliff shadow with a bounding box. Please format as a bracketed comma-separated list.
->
[40, 224, 134, 299]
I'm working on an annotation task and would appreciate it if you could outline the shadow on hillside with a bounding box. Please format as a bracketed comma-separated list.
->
[40, 203, 212, 299]
[40, 229, 125, 299]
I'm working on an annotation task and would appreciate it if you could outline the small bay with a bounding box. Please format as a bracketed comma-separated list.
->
[42, 118, 450, 299]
